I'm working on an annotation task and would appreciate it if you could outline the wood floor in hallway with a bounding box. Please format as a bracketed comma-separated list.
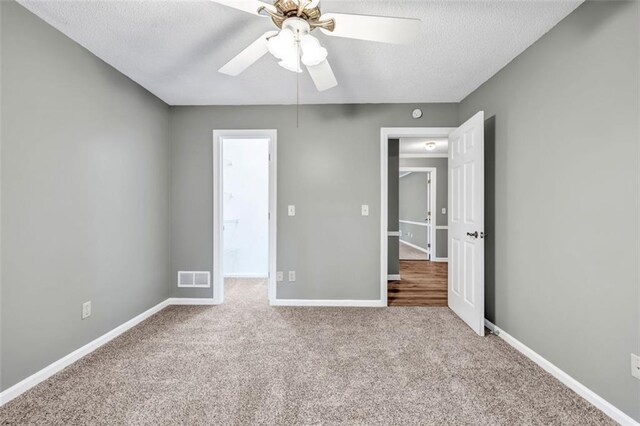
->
[388, 260, 448, 306]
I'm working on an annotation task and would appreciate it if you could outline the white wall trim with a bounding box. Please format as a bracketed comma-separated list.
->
[223, 273, 269, 278]
[399, 219, 431, 227]
[435, 225, 448, 230]
[432, 257, 449, 262]
[399, 239, 429, 254]
[387, 274, 401, 280]
[387, 231, 401, 237]
[271, 299, 386, 307]
[485, 320, 639, 426]
[399, 153, 448, 159]
[213, 129, 277, 306]
[0, 298, 171, 406]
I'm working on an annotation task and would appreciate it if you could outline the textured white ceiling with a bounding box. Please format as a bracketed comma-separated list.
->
[18, 0, 583, 105]
[400, 137, 448, 155]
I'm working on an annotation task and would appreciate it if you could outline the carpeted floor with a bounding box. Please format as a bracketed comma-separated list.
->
[1, 279, 613, 425]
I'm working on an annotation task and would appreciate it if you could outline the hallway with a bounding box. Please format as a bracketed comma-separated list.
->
[388, 260, 448, 307]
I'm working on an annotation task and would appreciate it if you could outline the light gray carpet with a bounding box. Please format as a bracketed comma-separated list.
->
[1, 279, 613, 425]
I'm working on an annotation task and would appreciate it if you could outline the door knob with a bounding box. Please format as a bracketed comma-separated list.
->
[466, 231, 478, 238]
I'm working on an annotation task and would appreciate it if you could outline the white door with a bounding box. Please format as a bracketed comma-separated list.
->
[448, 111, 485, 336]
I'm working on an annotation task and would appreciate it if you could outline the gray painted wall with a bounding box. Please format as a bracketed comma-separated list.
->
[170, 104, 459, 299]
[400, 158, 448, 258]
[459, 1, 639, 420]
[399, 172, 429, 224]
[1, 2, 171, 390]
[387, 139, 399, 275]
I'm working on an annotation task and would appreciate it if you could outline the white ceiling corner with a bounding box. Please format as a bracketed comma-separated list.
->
[17, 0, 583, 105]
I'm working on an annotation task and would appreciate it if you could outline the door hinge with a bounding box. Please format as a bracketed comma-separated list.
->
[427, 243, 431, 248]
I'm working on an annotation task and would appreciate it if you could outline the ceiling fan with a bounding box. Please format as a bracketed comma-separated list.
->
[214, 0, 421, 92]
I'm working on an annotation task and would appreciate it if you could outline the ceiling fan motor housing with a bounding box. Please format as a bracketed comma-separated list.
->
[274, 0, 321, 21]
[260, 0, 334, 32]
[283, 17, 310, 39]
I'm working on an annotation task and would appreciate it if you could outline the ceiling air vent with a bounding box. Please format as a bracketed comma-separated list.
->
[178, 271, 210, 288]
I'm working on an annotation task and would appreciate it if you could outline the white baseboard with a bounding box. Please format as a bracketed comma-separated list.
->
[271, 298, 385, 307]
[485, 320, 638, 426]
[387, 274, 401, 280]
[399, 239, 429, 254]
[432, 257, 448, 262]
[223, 273, 268, 278]
[0, 299, 170, 407]
[167, 297, 218, 305]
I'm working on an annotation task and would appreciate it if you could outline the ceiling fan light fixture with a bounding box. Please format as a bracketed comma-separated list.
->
[267, 28, 294, 60]
[425, 141, 437, 151]
[267, 28, 302, 72]
[278, 56, 302, 73]
[300, 34, 327, 66]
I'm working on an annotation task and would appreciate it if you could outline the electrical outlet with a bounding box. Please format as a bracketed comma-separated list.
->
[81, 301, 91, 320]
[361, 205, 369, 216]
[631, 353, 640, 380]
[288, 205, 295, 216]
[288, 271, 296, 282]
[441, 207, 447, 214]
[277, 271, 284, 282]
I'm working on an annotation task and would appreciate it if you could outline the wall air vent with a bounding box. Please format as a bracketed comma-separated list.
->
[178, 271, 210, 288]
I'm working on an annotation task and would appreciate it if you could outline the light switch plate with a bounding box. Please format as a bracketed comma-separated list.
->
[631, 353, 640, 380]
[276, 271, 284, 282]
[441, 208, 447, 214]
[81, 301, 91, 320]
[361, 205, 369, 216]
[288, 205, 295, 216]
[288, 271, 296, 282]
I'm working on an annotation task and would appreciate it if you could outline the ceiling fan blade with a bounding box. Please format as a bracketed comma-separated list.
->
[208, 0, 276, 16]
[306, 59, 337, 92]
[320, 13, 421, 44]
[219, 31, 278, 76]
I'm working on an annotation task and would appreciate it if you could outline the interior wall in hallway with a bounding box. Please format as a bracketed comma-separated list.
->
[387, 139, 400, 276]
[399, 157, 448, 259]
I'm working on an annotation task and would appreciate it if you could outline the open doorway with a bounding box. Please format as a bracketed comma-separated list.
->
[381, 115, 485, 335]
[389, 139, 449, 307]
[213, 130, 277, 305]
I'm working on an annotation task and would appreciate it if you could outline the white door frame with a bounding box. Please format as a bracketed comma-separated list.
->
[398, 167, 437, 260]
[213, 129, 277, 305]
[380, 127, 455, 306]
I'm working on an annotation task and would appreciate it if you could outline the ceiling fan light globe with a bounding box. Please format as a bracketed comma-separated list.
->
[301, 47, 327, 66]
[278, 54, 302, 73]
[267, 28, 295, 60]
[300, 34, 327, 66]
